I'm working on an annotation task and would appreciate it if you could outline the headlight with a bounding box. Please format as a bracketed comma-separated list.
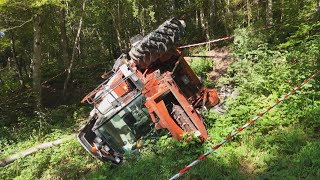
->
[114, 156, 121, 163]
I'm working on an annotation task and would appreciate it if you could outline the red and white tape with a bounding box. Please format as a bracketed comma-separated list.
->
[169, 70, 319, 180]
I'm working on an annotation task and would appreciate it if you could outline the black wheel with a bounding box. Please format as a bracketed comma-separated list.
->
[129, 17, 186, 69]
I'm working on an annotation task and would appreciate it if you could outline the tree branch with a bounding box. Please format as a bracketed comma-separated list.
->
[0, 17, 33, 32]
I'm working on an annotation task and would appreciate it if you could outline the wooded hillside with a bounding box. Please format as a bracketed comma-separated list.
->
[1, 0, 320, 179]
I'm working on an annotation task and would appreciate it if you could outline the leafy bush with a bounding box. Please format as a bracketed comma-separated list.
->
[190, 48, 214, 80]
[190, 57, 213, 78]
[232, 27, 268, 56]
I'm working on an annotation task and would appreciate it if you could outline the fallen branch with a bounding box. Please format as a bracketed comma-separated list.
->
[0, 134, 75, 167]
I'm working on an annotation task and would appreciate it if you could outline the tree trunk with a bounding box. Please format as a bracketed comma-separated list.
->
[200, 8, 206, 40]
[7, 57, 12, 69]
[203, 0, 210, 40]
[0, 135, 75, 167]
[9, 30, 24, 87]
[24, 56, 32, 78]
[96, 30, 107, 57]
[141, 9, 145, 36]
[222, 0, 230, 36]
[62, 0, 87, 99]
[226, 0, 230, 14]
[196, 10, 200, 29]
[299, 0, 304, 9]
[32, 13, 43, 110]
[318, 0, 320, 12]
[110, 11, 122, 48]
[209, 0, 215, 37]
[280, 0, 284, 22]
[266, 0, 273, 25]
[247, 0, 252, 26]
[0, 73, 4, 87]
[59, 7, 69, 69]
[318, 0, 320, 20]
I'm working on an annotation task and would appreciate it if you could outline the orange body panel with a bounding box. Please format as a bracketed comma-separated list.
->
[111, 73, 129, 97]
[82, 49, 219, 141]
[138, 50, 214, 140]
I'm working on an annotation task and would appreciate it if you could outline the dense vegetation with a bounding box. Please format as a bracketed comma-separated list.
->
[1, 0, 320, 179]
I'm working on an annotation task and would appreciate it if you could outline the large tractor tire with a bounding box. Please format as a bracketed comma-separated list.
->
[129, 18, 186, 69]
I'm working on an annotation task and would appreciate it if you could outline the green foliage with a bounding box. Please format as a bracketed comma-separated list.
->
[232, 27, 268, 56]
[203, 26, 319, 179]
[262, 141, 320, 179]
[277, 22, 320, 49]
[0, 36, 9, 50]
[0, 69, 21, 94]
[190, 57, 213, 79]
[32, 0, 65, 7]
[0, 0, 9, 5]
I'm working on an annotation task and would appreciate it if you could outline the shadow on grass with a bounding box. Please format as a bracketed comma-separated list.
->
[254, 102, 320, 179]
[86, 155, 251, 180]
[258, 141, 320, 179]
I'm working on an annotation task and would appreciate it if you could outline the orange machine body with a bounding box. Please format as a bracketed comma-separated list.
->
[78, 49, 219, 164]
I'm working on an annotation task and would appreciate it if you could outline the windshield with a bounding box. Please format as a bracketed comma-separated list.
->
[95, 94, 153, 153]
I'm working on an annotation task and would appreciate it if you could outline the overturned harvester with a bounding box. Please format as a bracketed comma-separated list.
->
[78, 18, 219, 164]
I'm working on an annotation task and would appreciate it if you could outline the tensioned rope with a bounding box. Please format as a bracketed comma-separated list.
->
[185, 55, 234, 59]
[178, 36, 233, 49]
[178, 26, 272, 49]
[169, 70, 319, 179]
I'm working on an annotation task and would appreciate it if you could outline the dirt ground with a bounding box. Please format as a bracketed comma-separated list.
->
[206, 47, 234, 81]
[184, 47, 234, 82]
[185, 47, 237, 114]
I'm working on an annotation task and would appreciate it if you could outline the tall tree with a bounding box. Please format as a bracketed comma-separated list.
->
[266, 0, 272, 25]
[62, 0, 87, 99]
[9, 30, 24, 87]
[32, 12, 43, 110]
[59, 5, 69, 69]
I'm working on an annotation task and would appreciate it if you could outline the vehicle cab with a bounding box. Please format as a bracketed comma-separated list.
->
[77, 56, 153, 164]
